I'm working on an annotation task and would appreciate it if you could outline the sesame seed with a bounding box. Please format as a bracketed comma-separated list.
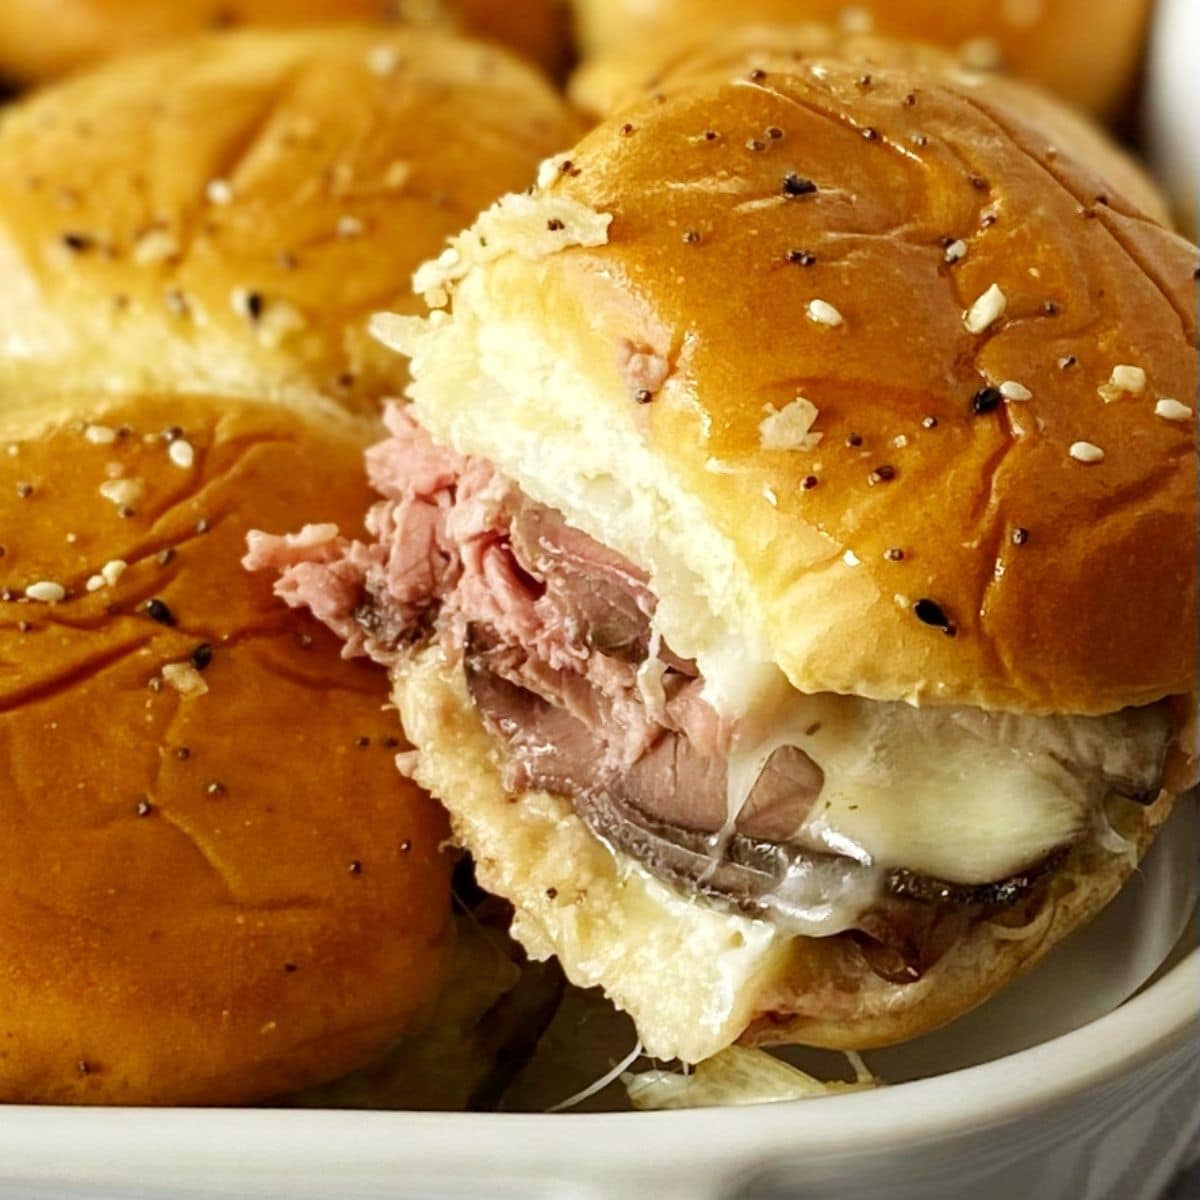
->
[132, 227, 180, 265]
[206, 179, 233, 206]
[206, 780, 226, 797]
[1155, 398, 1192, 423]
[84, 424, 117, 445]
[782, 173, 818, 198]
[861, 127, 880, 141]
[1012, 527, 1030, 546]
[921, 416, 939, 430]
[168, 439, 195, 469]
[156, 548, 176, 567]
[786, 249, 817, 266]
[336, 215, 364, 240]
[807, 299, 843, 327]
[136, 799, 154, 818]
[843, 550, 861, 567]
[972, 387, 1002, 415]
[999, 381, 1032, 402]
[943, 239, 968, 264]
[366, 44, 400, 76]
[348, 859, 364, 875]
[914, 599, 956, 636]
[1069, 441, 1105, 464]
[1106, 364, 1146, 395]
[1058, 355, 1077, 370]
[25, 581, 66, 603]
[963, 284, 1007, 334]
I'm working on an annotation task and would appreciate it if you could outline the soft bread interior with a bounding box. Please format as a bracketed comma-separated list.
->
[394, 642, 789, 1063]
[385, 257, 779, 720]
[393, 643, 1173, 1060]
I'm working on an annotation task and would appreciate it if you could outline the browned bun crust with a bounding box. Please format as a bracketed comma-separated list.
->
[0, 28, 579, 414]
[570, 24, 1172, 226]
[0, 0, 571, 83]
[0, 392, 451, 1105]
[437, 50, 1197, 714]
[571, 0, 1156, 117]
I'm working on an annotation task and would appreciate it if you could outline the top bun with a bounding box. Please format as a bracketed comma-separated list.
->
[571, 24, 1171, 226]
[0, 0, 571, 83]
[571, 0, 1156, 117]
[387, 47, 1198, 719]
[0, 388, 451, 1105]
[0, 28, 579, 414]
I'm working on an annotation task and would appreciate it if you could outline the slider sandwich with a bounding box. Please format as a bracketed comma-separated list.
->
[252, 49, 1198, 1062]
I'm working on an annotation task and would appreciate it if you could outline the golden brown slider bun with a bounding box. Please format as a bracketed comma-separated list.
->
[0, 0, 571, 84]
[379, 50, 1197, 1059]
[0, 28, 579, 414]
[0, 390, 451, 1105]
[571, 24, 1171, 226]
[570, 0, 1155, 118]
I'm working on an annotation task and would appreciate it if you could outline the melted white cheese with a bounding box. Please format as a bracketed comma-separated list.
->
[723, 675, 1168, 888]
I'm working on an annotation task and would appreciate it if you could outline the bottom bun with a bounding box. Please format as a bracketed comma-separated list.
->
[395, 643, 1176, 1062]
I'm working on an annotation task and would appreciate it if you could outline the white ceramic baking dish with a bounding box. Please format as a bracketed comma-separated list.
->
[0, 933, 1195, 1200]
[2, 5, 1196, 1197]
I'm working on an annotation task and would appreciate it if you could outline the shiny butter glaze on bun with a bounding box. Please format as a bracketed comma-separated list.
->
[0, 28, 580, 413]
[0, 0, 571, 84]
[0, 392, 451, 1105]
[571, 0, 1156, 117]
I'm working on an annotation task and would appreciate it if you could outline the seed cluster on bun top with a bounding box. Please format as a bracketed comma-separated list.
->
[400, 50, 1197, 717]
[0, 28, 579, 413]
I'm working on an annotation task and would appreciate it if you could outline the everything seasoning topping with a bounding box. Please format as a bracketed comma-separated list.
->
[189, 643, 214, 671]
[786, 249, 817, 266]
[999, 381, 1032, 402]
[963, 283, 1007, 334]
[1012, 527, 1030, 546]
[145, 598, 176, 625]
[782, 173, 818, 198]
[914, 599, 956, 636]
[971, 386, 1002, 415]
[867, 465, 896, 486]
[1069, 441, 1105, 465]
[634, 389, 654, 405]
[135, 799, 154, 818]
[1155, 398, 1193, 422]
[806, 299, 843, 327]
[25, 581, 66, 604]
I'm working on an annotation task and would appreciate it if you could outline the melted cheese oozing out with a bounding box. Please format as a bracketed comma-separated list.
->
[723, 675, 1168, 888]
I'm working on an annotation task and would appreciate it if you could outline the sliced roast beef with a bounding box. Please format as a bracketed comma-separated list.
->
[244, 406, 1100, 986]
